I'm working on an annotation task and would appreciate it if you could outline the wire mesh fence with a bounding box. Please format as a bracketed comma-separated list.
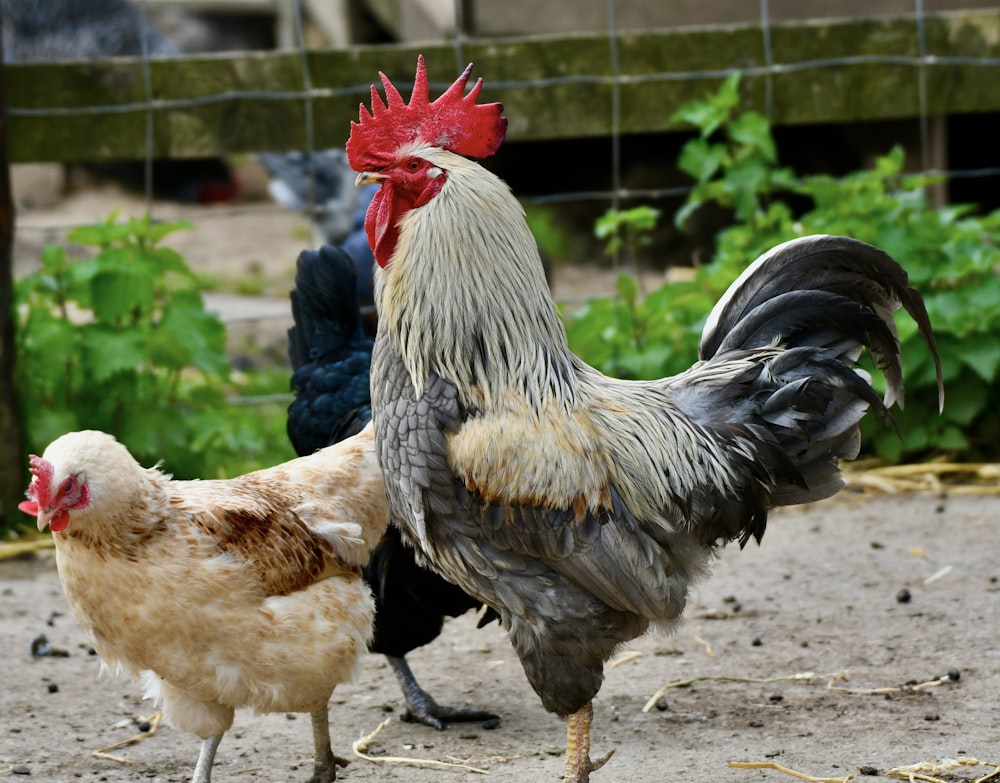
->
[6, 0, 1000, 339]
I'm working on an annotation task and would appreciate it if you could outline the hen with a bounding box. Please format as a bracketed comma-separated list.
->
[287, 243, 498, 729]
[347, 58, 945, 781]
[19, 428, 387, 783]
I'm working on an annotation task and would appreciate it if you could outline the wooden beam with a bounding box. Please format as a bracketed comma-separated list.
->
[5, 10, 1000, 163]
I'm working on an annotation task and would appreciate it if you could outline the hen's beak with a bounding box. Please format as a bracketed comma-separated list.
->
[18, 499, 51, 532]
[355, 171, 387, 187]
[35, 510, 55, 533]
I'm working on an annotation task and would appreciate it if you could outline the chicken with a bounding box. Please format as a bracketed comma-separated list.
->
[346, 57, 944, 782]
[258, 149, 379, 266]
[18, 428, 387, 783]
[287, 243, 499, 729]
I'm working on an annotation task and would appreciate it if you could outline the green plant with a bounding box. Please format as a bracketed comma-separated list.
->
[594, 205, 661, 259]
[566, 77, 1000, 463]
[671, 73, 797, 231]
[14, 213, 294, 496]
[524, 205, 572, 262]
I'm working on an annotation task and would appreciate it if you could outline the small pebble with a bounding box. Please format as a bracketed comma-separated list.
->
[12, 765, 30, 775]
[654, 696, 669, 712]
[30, 635, 51, 657]
[859, 766, 879, 776]
[749, 719, 764, 728]
[947, 668, 961, 681]
[924, 714, 940, 722]
[751, 637, 762, 647]
[47, 682, 59, 694]
[482, 717, 501, 730]
[896, 588, 912, 604]
[768, 694, 784, 703]
[137, 721, 152, 733]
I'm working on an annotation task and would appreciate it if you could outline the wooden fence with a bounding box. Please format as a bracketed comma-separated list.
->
[5, 10, 1000, 163]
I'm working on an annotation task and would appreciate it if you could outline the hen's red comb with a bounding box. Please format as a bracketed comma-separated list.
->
[346, 55, 507, 171]
[27, 454, 53, 507]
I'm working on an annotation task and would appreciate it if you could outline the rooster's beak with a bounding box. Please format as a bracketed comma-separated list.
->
[355, 171, 387, 187]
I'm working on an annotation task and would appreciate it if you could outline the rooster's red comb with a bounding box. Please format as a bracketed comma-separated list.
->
[346, 55, 507, 171]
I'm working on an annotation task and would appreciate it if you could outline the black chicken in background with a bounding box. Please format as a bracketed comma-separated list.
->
[287, 242, 499, 729]
[1, 0, 240, 204]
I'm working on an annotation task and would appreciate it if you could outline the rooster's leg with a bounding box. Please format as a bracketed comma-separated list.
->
[387, 654, 499, 730]
[307, 706, 349, 783]
[190, 734, 222, 783]
[564, 702, 615, 783]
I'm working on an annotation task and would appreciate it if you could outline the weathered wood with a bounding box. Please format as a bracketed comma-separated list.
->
[5, 11, 1000, 163]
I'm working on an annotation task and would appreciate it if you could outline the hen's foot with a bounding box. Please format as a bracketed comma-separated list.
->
[190, 734, 222, 783]
[564, 702, 615, 783]
[388, 654, 500, 730]
[306, 749, 349, 783]
[308, 707, 350, 783]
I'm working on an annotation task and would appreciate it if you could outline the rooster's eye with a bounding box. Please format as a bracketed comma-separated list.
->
[406, 160, 421, 172]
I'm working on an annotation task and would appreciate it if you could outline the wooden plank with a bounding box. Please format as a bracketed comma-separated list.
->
[5, 10, 1000, 163]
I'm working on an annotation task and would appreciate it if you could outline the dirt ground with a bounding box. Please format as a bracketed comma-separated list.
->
[2, 492, 998, 783]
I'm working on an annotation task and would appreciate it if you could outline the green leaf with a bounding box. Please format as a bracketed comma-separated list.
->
[677, 138, 727, 183]
[727, 112, 777, 161]
[616, 274, 638, 309]
[954, 341, 1000, 384]
[90, 267, 156, 323]
[80, 328, 146, 383]
[154, 304, 229, 375]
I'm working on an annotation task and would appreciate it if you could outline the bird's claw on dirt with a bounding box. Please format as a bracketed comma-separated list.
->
[565, 749, 615, 783]
[401, 702, 500, 731]
[307, 751, 349, 783]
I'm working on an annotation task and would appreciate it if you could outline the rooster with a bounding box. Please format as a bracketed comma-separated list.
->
[19, 428, 387, 783]
[346, 57, 944, 782]
[287, 243, 498, 729]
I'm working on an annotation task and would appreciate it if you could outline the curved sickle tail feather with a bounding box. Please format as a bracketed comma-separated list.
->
[700, 234, 944, 413]
[690, 235, 944, 510]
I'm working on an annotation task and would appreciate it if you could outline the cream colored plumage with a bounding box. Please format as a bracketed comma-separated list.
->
[21, 426, 387, 783]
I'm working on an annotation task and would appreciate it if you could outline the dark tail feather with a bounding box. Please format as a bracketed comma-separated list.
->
[287, 245, 374, 455]
[700, 234, 944, 411]
[688, 235, 942, 508]
[288, 245, 367, 371]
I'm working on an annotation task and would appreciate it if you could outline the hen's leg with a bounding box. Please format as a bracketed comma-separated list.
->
[564, 702, 615, 783]
[191, 734, 222, 783]
[387, 654, 499, 730]
[307, 706, 349, 783]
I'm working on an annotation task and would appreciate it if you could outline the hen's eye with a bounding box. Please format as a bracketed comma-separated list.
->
[61, 478, 75, 495]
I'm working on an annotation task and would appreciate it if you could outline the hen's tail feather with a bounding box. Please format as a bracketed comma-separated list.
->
[701, 234, 944, 412]
[288, 245, 368, 371]
[287, 246, 374, 456]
